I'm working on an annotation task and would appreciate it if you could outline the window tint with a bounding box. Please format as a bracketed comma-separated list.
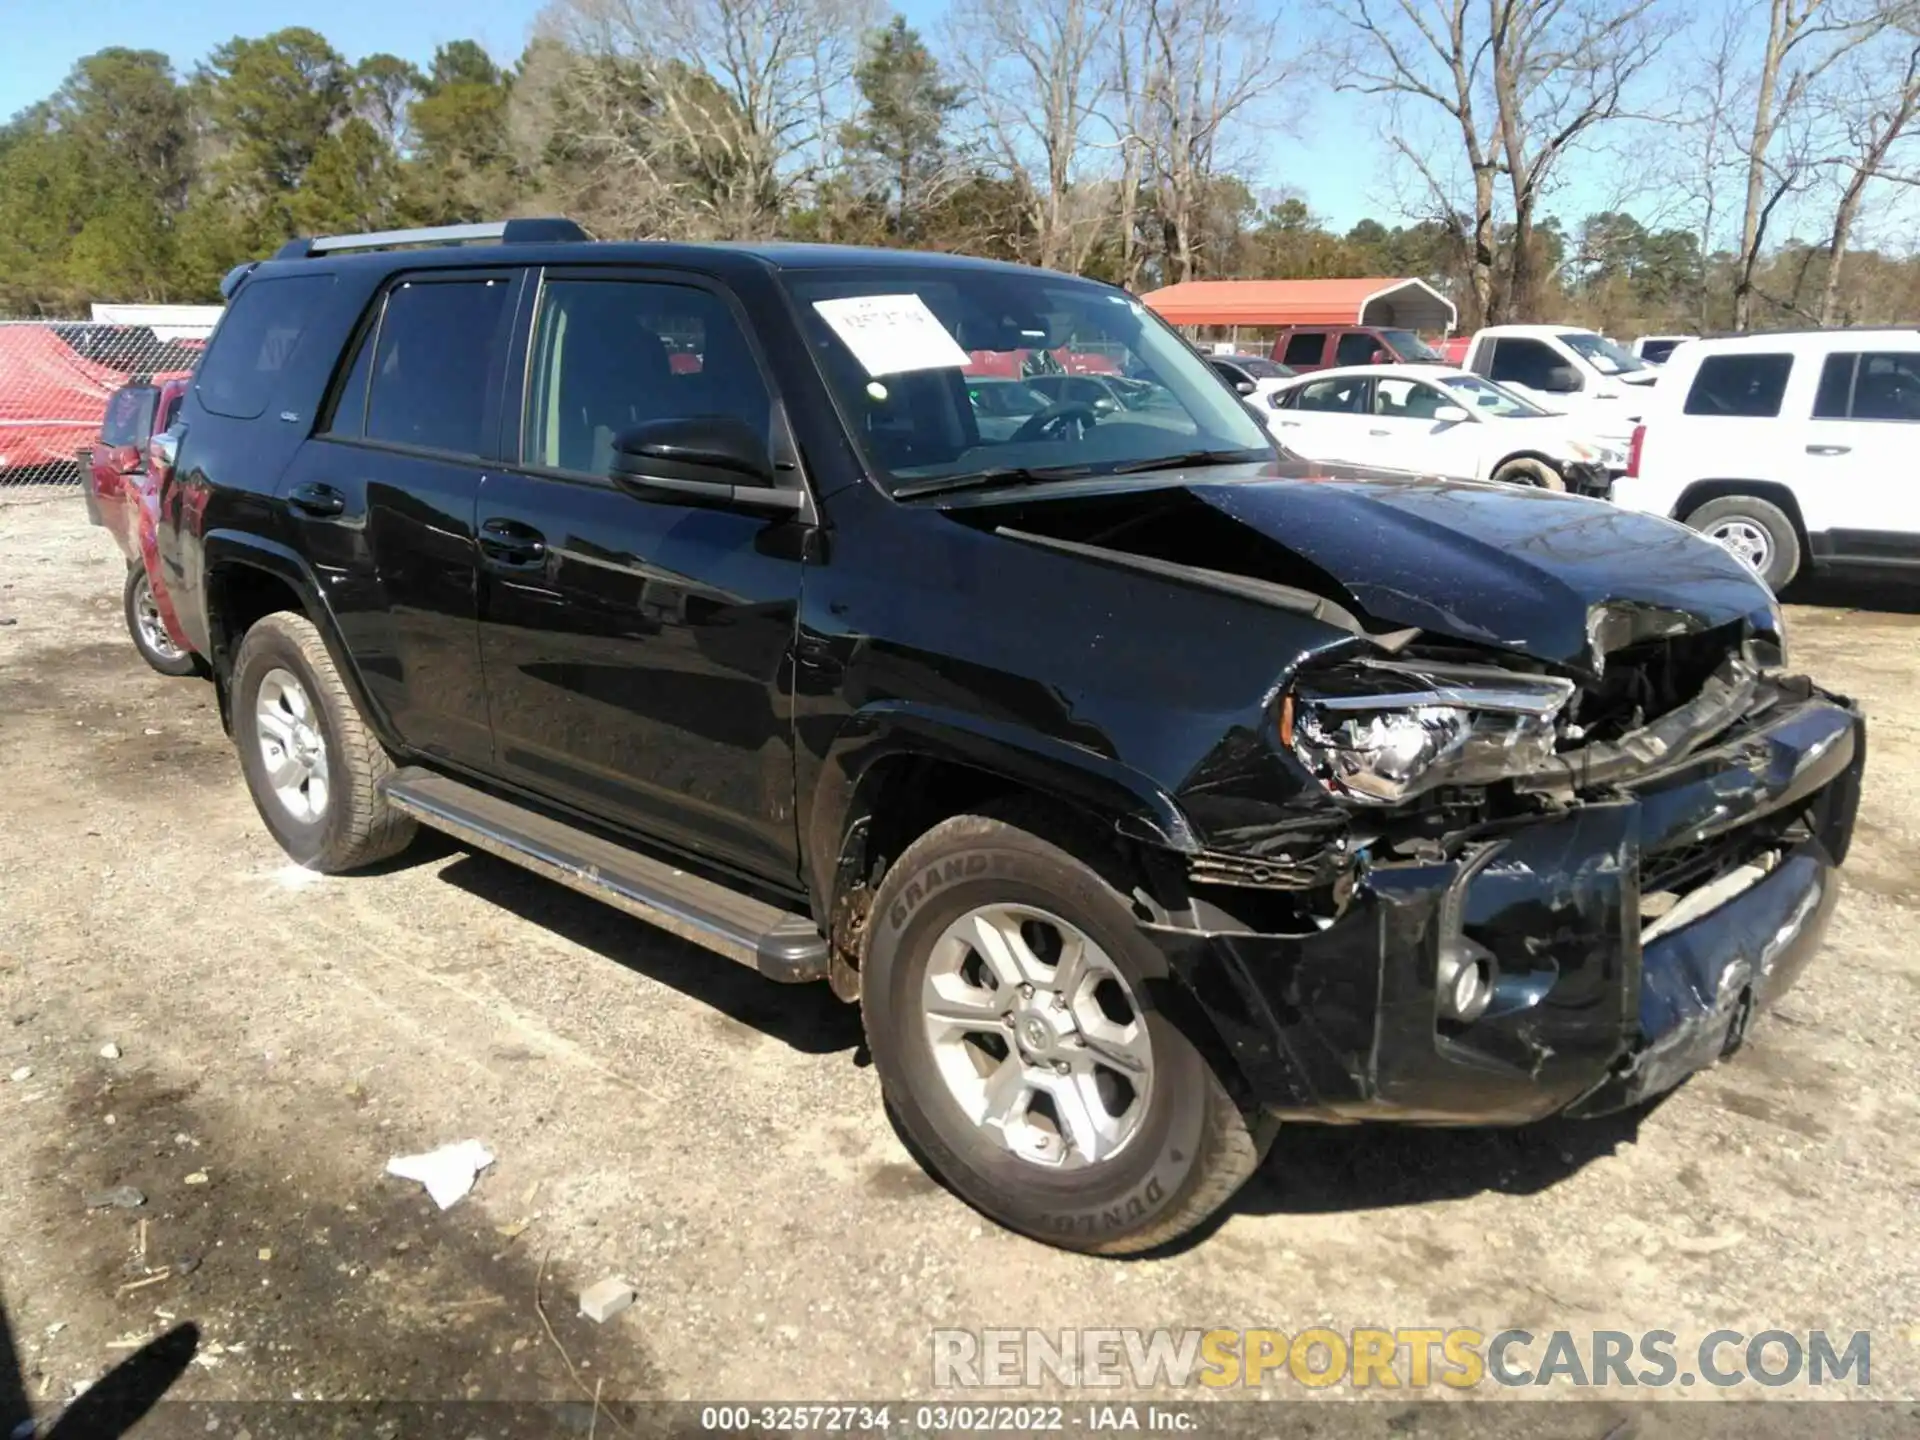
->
[1683, 353, 1792, 417]
[1373, 378, 1448, 419]
[1282, 333, 1325, 366]
[196, 274, 334, 420]
[1210, 360, 1251, 387]
[1640, 339, 1682, 364]
[1813, 354, 1855, 419]
[1295, 376, 1367, 413]
[101, 386, 157, 446]
[366, 277, 513, 455]
[1335, 332, 1379, 366]
[1487, 338, 1563, 390]
[323, 320, 377, 437]
[523, 280, 771, 475]
[1849, 352, 1920, 421]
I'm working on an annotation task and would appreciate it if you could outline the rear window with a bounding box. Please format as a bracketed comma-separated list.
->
[100, 386, 157, 447]
[196, 274, 335, 420]
[1683, 353, 1792, 417]
[1281, 332, 1324, 366]
[1812, 351, 1920, 421]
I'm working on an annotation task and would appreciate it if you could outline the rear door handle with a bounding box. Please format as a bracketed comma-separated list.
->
[287, 481, 346, 518]
[479, 518, 547, 566]
[1806, 444, 1851, 456]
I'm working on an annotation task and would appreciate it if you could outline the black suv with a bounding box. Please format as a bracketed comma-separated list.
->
[155, 219, 1864, 1254]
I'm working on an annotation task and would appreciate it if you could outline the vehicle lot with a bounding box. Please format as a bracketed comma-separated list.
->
[2, 489, 1918, 1407]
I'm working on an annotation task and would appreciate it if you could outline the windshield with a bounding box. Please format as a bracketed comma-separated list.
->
[786, 268, 1272, 490]
[1558, 331, 1648, 376]
[1440, 373, 1547, 418]
[1382, 329, 1444, 361]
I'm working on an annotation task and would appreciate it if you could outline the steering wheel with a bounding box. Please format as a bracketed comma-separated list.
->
[1011, 401, 1101, 443]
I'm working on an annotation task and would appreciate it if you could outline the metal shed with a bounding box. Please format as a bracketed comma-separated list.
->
[1138, 277, 1458, 333]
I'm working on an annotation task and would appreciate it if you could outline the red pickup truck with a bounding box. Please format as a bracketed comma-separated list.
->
[83, 376, 201, 676]
[1270, 324, 1449, 372]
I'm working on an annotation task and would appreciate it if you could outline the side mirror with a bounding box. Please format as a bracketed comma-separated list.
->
[1093, 395, 1122, 413]
[1370, 350, 1390, 365]
[1432, 404, 1471, 424]
[1233, 379, 1256, 396]
[1543, 365, 1583, 394]
[610, 417, 803, 514]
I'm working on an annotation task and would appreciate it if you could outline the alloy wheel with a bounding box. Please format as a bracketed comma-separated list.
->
[254, 667, 331, 823]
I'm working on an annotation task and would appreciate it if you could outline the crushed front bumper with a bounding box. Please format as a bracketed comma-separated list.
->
[1147, 682, 1864, 1124]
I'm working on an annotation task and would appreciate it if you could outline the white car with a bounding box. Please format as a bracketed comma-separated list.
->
[1266, 364, 1624, 491]
[1608, 329, 1920, 590]
[1458, 325, 1659, 440]
[1207, 353, 1295, 406]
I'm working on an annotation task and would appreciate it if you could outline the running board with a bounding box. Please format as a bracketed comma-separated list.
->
[380, 769, 828, 983]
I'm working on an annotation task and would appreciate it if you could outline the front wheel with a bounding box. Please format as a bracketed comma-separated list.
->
[230, 610, 415, 872]
[123, 566, 200, 677]
[861, 808, 1267, 1254]
[1491, 457, 1567, 491]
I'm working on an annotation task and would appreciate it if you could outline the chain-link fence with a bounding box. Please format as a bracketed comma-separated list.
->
[0, 320, 207, 489]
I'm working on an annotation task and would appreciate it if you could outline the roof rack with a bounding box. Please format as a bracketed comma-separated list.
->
[272, 217, 588, 261]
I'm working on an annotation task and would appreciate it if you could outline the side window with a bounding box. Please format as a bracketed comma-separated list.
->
[1813, 354, 1856, 419]
[1683, 354, 1792, 417]
[1335, 332, 1379, 366]
[321, 319, 377, 437]
[1282, 332, 1325, 366]
[101, 386, 158, 446]
[523, 279, 772, 475]
[365, 276, 514, 455]
[1848, 352, 1920, 421]
[1375, 380, 1445, 419]
[1488, 338, 1561, 390]
[195, 274, 335, 420]
[156, 390, 183, 432]
[1295, 377, 1366, 413]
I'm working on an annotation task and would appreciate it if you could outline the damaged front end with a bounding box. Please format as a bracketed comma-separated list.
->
[1149, 621, 1864, 1126]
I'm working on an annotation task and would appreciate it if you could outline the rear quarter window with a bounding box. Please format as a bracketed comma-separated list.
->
[1683, 353, 1792, 417]
[195, 274, 336, 420]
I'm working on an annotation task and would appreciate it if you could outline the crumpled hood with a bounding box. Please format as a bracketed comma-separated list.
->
[1189, 475, 1778, 673]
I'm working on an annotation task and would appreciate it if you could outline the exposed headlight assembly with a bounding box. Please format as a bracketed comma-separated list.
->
[1282, 661, 1576, 805]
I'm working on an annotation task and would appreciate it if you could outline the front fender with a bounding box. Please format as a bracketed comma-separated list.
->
[803, 700, 1199, 915]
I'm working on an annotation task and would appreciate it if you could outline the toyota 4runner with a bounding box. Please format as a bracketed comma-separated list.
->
[154, 220, 1865, 1254]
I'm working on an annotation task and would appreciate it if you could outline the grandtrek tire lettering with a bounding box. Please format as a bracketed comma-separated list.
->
[861, 803, 1267, 1255]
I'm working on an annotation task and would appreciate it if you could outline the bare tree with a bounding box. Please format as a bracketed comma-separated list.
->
[531, 0, 877, 238]
[1731, 0, 1892, 328]
[1818, 25, 1920, 322]
[1134, 0, 1293, 282]
[946, 0, 1111, 269]
[1341, 0, 1502, 326]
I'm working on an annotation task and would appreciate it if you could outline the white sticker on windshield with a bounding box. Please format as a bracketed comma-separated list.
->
[812, 294, 972, 377]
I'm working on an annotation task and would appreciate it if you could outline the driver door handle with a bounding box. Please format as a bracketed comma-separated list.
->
[1806, 444, 1851, 456]
[479, 518, 547, 567]
[286, 481, 346, 518]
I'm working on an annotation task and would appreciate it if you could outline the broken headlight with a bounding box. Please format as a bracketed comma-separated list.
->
[1283, 661, 1576, 805]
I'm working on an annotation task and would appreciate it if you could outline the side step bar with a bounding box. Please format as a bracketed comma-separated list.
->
[381, 769, 828, 983]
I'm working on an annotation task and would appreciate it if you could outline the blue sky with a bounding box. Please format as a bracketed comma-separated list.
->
[4, 0, 1394, 227]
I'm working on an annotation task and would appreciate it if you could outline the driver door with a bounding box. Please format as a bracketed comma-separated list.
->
[1271, 374, 1372, 463]
[1367, 377, 1483, 478]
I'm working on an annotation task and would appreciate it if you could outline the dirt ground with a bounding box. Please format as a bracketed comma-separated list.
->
[1, 488, 1917, 1422]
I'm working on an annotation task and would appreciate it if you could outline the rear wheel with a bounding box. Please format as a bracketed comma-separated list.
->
[1684, 494, 1801, 590]
[1491, 456, 1566, 491]
[123, 566, 199, 677]
[861, 807, 1267, 1254]
[230, 611, 415, 872]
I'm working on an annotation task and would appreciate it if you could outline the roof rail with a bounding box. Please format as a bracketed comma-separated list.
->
[272, 217, 588, 261]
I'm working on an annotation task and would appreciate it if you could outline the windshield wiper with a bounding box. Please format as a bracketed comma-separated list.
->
[892, 464, 1093, 500]
[1105, 448, 1265, 475]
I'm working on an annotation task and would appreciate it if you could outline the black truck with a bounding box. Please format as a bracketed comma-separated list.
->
[153, 219, 1864, 1254]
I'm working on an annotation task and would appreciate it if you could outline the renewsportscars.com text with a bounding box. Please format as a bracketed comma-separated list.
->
[932, 1327, 1872, 1391]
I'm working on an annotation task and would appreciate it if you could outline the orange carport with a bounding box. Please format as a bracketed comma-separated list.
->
[1138, 277, 1457, 332]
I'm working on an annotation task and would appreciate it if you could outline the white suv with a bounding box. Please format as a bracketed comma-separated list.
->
[1609, 330, 1920, 589]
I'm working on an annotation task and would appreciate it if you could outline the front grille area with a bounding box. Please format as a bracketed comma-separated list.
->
[1571, 622, 1746, 743]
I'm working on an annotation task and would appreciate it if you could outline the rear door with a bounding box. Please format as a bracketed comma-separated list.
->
[1270, 373, 1373, 462]
[1804, 347, 1920, 559]
[474, 268, 809, 883]
[277, 268, 521, 769]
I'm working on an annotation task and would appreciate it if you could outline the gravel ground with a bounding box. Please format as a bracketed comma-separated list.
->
[0, 489, 1916, 1425]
